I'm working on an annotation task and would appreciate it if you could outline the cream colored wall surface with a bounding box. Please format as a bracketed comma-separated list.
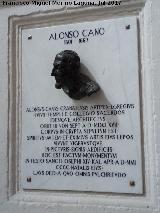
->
[0, 0, 160, 213]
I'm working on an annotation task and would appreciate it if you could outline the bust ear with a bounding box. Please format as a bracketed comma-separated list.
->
[73, 61, 80, 73]
[67, 58, 72, 65]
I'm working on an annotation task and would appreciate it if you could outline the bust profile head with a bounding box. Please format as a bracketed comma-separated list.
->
[51, 50, 100, 100]
[51, 50, 80, 89]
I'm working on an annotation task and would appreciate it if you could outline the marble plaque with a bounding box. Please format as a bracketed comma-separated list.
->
[21, 16, 143, 193]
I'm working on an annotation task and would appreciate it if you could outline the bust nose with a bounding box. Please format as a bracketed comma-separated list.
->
[51, 67, 56, 76]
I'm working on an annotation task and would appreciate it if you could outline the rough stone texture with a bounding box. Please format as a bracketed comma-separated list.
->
[0, 14, 9, 204]
[0, 0, 160, 213]
[151, 0, 160, 211]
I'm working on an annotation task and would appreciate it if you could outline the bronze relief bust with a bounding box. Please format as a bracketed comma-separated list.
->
[51, 50, 100, 100]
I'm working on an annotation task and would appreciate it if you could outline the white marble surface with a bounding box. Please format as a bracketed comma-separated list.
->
[21, 16, 143, 193]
